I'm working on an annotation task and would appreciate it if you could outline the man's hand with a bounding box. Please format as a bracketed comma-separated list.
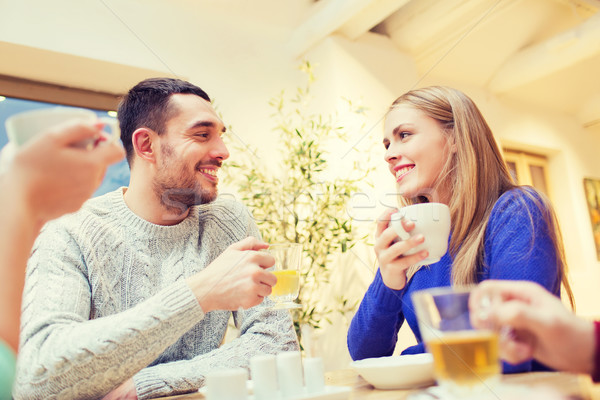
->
[186, 236, 276, 312]
[102, 378, 137, 400]
[470, 280, 595, 375]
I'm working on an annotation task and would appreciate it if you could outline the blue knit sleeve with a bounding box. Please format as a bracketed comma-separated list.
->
[347, 269, 406, 360]
[400, 342, 426, 355]
[482, 187, 561, 373]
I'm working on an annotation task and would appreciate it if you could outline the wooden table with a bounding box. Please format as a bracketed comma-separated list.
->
[326, 369, 597, 399]
[158, 368, 600, 399]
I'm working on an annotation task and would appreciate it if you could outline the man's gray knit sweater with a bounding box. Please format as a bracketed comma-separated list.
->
[14, 188, 298, 399]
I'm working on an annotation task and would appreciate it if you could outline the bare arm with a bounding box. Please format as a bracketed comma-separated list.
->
[0, 121, 124, 351]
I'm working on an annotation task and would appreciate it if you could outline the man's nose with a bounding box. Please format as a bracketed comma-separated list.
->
[211, 136, 230, 160]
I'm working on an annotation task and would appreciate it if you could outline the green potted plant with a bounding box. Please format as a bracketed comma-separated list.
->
[223, 61, 374, 346]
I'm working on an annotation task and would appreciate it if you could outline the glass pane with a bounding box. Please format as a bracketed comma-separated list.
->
[0, 96, 129, 196]
[506, 161, 518, 183]
[529, 165, 548, 196]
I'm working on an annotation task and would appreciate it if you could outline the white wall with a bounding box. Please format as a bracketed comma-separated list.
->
[2, 0, 599, 371]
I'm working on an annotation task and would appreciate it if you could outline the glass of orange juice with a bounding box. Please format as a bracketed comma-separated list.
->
[268, 243, 302, 309]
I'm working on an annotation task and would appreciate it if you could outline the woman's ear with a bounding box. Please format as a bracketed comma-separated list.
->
[131, 128, 156, 163]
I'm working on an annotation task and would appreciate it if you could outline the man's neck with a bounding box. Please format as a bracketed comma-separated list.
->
[123, 180, 190, 226]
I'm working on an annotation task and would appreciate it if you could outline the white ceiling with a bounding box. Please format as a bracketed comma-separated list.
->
[3, 0, 598, 126]
[290, 0, 600, 126]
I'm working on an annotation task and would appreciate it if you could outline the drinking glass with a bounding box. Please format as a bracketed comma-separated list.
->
[268, 243, 302, 309]
[412, 286, 500, 398]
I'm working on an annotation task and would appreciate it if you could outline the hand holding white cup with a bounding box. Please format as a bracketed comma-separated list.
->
[0, 107, 120, 174]
[5, 107, 120, 149]
[390, 202, 451, 266]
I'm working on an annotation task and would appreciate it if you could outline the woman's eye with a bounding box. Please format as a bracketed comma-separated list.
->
[399, 132, 411, 140]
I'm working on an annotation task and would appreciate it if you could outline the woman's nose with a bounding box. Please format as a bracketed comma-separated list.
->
[384, 144, 398, 164]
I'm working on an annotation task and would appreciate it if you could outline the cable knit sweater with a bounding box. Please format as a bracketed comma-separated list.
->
[348, 187, 561, 373]
[15, 188, 298, 400]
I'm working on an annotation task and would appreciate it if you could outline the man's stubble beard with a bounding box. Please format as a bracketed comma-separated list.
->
[154, 171, 217, 214]
[153, 146, 218, 215]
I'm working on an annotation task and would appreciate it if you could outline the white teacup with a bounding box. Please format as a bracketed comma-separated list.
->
[0, 107, 120, 173]
[390, 202, 451, 266]
[5, 107, 119, 147]
[206, 368, 248, 400]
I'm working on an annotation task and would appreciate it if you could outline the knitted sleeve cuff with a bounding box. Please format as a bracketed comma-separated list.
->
[592, 320, 600, 382]
[160, 280, 205, 320]
[133, 370, 168, 400]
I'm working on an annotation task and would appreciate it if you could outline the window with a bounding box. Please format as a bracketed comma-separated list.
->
[503, 149, 551, 199]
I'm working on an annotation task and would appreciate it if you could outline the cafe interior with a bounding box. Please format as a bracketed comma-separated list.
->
[2, 0, 600, 397]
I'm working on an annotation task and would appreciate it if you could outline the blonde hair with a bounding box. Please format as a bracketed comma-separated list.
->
[390, 86, 574, 308]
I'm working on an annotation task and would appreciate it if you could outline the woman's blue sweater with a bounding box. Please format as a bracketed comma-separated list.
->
[347, 188, 561, 373]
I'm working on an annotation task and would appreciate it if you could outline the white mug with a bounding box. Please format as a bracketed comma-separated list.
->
[0, 107, 120, 173]
[5, 107, 119, 147]
[206, 368, 248, 400]
[250, 354, 278, 400]
[276, 351, 304, 398]
[390, 202, 451, 266]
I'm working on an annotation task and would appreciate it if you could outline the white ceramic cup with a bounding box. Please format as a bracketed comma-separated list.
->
[276, 351, 304, 398]
[0, 107, 120, 174]
[303, 357, 325, 394]
[5, 106, 119, 148]
[206, 368, 248, 400]
[250, 354, 278, 400]
[390, 202, 451, 266]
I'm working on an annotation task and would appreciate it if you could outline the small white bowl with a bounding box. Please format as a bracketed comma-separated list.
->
[350, 353, 435, 390]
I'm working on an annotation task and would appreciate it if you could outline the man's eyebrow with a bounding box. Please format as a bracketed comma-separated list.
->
[188, 121, 226, 132]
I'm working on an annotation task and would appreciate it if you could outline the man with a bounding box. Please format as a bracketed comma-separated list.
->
[15, 78, 299, 400]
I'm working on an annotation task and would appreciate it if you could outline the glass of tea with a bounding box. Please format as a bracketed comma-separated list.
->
[412, 286, 500, 397]
[267, 243, 302, 309]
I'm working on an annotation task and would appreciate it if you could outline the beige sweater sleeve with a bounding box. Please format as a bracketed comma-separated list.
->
[15, 219, 205, 399]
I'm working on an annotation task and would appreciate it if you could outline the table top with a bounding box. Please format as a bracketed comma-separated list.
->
[157, 368, 600, 400]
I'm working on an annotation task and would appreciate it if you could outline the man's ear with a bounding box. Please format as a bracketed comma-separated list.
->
[131, 128, 157, 163]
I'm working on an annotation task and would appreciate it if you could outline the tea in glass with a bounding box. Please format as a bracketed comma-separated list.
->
[271, 270, 300, 302]
[428, 330, 500, 387]
[268, 243, 302, 309]
[412, 287, 500, 396]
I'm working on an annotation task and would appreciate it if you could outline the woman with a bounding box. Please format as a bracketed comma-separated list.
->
[347, 86, 574, 373]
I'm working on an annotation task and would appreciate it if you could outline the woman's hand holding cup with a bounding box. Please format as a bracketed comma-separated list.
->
[375, 203, 451, 290]
[374, 208, 429, 290]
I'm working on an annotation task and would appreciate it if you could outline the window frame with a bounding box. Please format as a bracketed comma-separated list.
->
[503, 148, 552, 200]
[0, 74, 121, 112]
